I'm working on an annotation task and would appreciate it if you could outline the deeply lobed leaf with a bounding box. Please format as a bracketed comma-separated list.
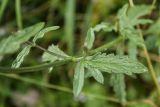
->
[84, 53, 147, 75]
[42, 44, 68, 62]
[12, 45, 31, 68]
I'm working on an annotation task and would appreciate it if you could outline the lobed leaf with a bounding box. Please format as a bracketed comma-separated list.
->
[84, 53, 147, 75]
[73, 61, 85, 96]
[42, 44, 68, 62]
[11, 45, 31, 68]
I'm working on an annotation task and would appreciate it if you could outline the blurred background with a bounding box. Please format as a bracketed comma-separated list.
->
[0, 0, 160, 107]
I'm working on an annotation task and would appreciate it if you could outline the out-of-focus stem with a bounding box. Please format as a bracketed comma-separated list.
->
[15, 0, 23, 29]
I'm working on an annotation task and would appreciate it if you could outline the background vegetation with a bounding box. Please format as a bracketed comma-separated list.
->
[0, 0, 160, 107]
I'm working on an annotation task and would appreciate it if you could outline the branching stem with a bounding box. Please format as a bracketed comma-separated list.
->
[0, 36, 123, 72]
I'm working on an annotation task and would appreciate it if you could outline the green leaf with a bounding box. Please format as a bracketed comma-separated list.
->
[110, 74, 126, 103]
[42, 44, 68, 62]
[11, 45, 31, 68]
[127, 4, 152, 26]
[93, 22, 114, 32]
[0, 22, 45, 55]
[86, 67, 104, 84]
[128, 5, 151, 20]
[33, 26, 60, 43]
[84, 28, 95, 50]
[73, 61, 85, 96]
[85, 53, 147, 75]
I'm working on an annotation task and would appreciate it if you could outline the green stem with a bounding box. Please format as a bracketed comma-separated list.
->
[89, 36, 123, 55]
[65, 0, 75, 54]
[26, 41, 67, 59]
[0, 58, 72, 73]
[0, 72, 152, 105]
[15, 0, 23, 29]
[0, 0, 8, 23]
[129, 0, 134, 7]
[0, 37, 123, 73]
[151, 0, 156, 9]
[0, 72, 120, 103]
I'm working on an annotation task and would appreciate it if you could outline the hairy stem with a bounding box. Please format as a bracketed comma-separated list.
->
[89, 36, 123, 55]
[26, 41, 67, 59]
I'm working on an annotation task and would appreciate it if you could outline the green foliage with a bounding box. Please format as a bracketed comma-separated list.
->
[72, 53, 147, 98]
[84, 22, 114, 50]
[1, 1, 159, 106]
[73, 60, 85, 96]
[84, 53, 147, 75]
[118, 4, 152, 47]
[127, 5, 152, 26]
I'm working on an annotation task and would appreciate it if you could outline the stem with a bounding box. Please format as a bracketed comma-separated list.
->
[0, 58, 72, 73]
[0, 0, 8, 23]
[0, 73, 72, 93]
[15, 0, 23, 29]
[65, 0, 75, 54]
[0, 72, 153, 105]
[0, 72, 120, 103]
[128, 0, 160, 96]
[129, 0, 134, 7]
[139, 28, 160, 96]
[26, 41, 67, 59]
[0, 37, 123, 73]
[89, 36, 123, 55]
[151, 0, 156, 9]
